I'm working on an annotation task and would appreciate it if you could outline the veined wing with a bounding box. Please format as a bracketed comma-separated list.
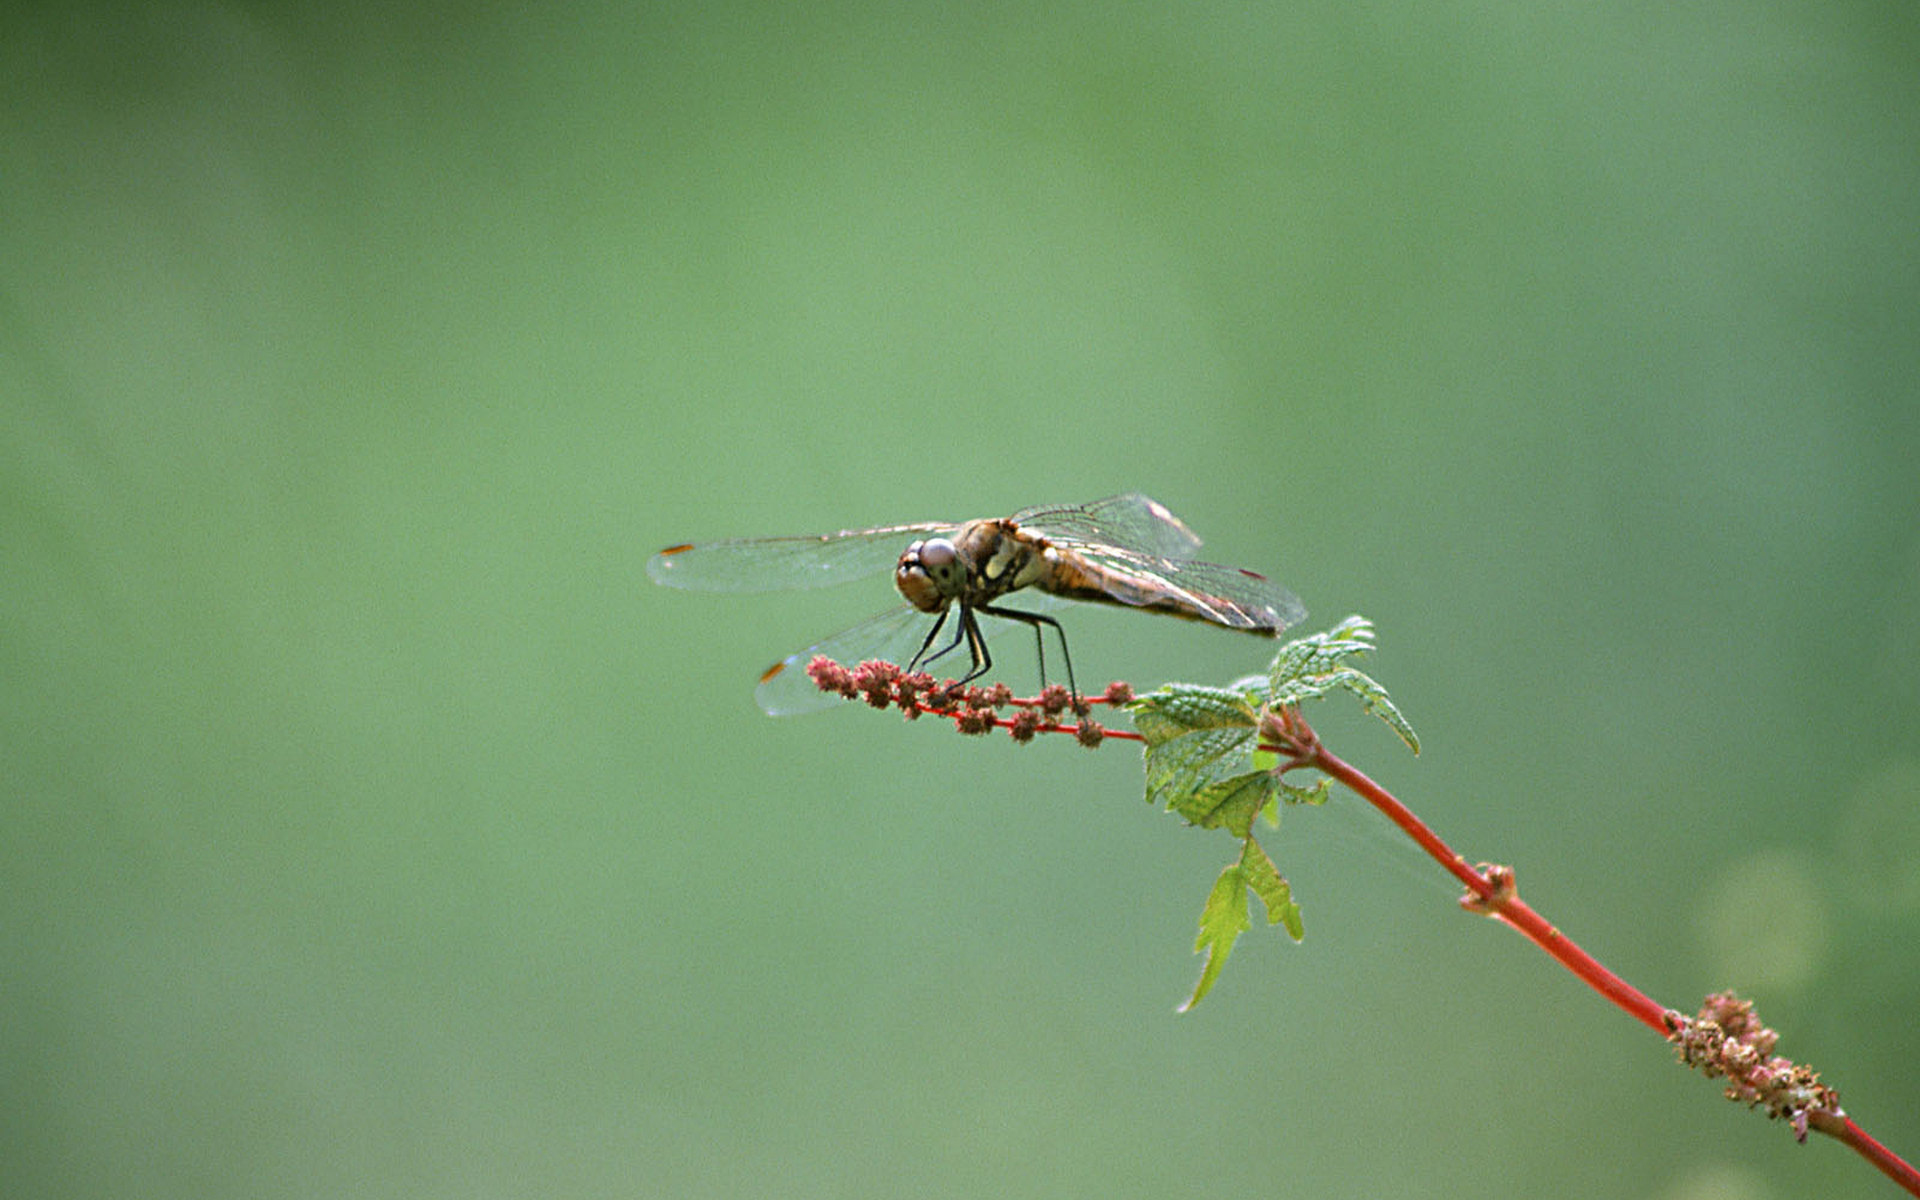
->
[647, 521, 955, 592]
[1054, 543, 1306, 634]
[755, 592, 1070, 716]
[1010, 493, 1204, 560]
[1012, 494, 1302, 633]
[755, 604, 931, 715]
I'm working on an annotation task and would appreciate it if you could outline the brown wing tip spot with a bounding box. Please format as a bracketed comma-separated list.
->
[658, 543, 695, 556]
[1238, 567, 1270, 581]
[758, 660, 789, 685]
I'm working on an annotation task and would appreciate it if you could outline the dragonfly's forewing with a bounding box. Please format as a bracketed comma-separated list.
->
[1011, 493, 1204, 559]
[647, 522, 954, 592]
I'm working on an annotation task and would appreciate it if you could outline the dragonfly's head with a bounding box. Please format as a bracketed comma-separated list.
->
[895, 537, 965, 613]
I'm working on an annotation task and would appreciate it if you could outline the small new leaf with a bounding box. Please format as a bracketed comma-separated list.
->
[1240, 837, 1303, 940]
[1265, 615, 1420, 753]
[1280, 777, 1332, 807]
[1180, 858, 1251, 1012]
[1179, 837, 1303, 1011]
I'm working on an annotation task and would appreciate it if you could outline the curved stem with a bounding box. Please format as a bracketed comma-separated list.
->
[1822, 1116, 1920, 1196]
[1307, 741, 1669, 1034]
[1291, 730, 1920, 1196]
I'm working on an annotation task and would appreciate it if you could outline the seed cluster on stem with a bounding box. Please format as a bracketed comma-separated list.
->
[804, 655, 1139, 747]
[1665, 992, 1841, 1143]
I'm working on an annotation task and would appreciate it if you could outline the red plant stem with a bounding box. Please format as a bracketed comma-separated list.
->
[1301, 740, 1920, 1196]
[1306, 743, 1669, 1034]
[902, 698, 1147, 741]
[1824, 1116, 1920, 1196]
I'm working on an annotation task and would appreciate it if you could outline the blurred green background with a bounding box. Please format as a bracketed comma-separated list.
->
[5, 3, 1917, 1197]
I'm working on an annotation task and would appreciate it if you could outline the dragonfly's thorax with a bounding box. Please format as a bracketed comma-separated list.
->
[894, 519, 1046, 613]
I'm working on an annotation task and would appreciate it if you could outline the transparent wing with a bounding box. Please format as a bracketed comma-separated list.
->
[754, 593, 1069, 716]
[1010, 493, 1204, 559]
[1015, 495, 1304, 633]
[647, 521, 955, 592]
[1055, 545, 1306, 633]
[754, 604, 933, 715]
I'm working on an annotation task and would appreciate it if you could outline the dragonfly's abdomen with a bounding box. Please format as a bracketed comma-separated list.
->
[1038, 555, 1285, 634]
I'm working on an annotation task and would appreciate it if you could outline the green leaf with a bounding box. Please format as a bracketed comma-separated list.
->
[1138, 617, 1415, 1009]
[1279, 776, 1332, 807]
[1144, 726, 1258, 811]
[1130, 684, 1259, 747]
[1265, 615, 1420, 753]
[1178, 837, 1304, 1011]
[1240, 837, 1303, 940]
[1259, 793, 1280, 829]
[1133, 685, 1261, 813]
[1173, 769, 1277, 837]
[1179, 859, 1251, 1012]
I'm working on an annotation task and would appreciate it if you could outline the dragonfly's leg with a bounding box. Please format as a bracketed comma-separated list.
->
[974, 604, 1077, 702]
[956, 604, 992, 684]
[908, 607, 960, 673]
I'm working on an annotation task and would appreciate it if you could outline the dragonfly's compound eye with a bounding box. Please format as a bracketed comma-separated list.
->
[917, 538, 964, 587]
[896, 537, 964, 612]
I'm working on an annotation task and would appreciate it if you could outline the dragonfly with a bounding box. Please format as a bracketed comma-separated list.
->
[647, 492, 1306, 716]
